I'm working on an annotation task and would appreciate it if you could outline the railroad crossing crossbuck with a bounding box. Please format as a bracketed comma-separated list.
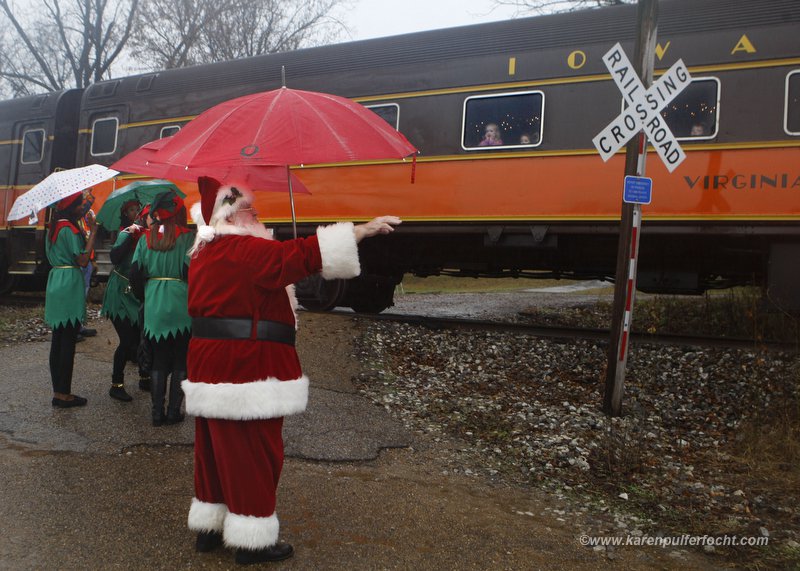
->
[592, 42, 692, 172]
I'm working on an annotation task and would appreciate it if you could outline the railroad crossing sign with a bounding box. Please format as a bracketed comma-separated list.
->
[593, 42, 692, 173]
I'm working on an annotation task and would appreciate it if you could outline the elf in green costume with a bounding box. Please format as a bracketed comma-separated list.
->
[101, 199, 146, 402]
[46, 191, 97, 408]
[130, 190, 193, 426]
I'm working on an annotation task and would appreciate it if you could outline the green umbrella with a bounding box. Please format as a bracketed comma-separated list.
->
[96, 180, 186, 231]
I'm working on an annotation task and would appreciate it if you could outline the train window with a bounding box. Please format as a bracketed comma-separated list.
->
[660, 77, 719, 140]
[160, 125, 181, 138]
[20, 129, 45, 164]
[462, 91, 544, 150]
[785, 70, 800, 136]
[365, 104, 399, 130]
[90, 117, 119, 156]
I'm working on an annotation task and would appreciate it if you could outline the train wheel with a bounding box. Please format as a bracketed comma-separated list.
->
[347, 276, 398, 314]
[296, 275, 347, 311]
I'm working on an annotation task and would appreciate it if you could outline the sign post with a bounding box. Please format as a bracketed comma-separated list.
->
[594, 0, 678, 417]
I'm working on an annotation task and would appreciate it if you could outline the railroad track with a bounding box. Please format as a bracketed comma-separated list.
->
[2, 295, 791, 352]
[320, 309, 798, 353]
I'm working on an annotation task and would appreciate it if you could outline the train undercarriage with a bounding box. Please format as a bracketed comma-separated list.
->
[2, 222, 798, 315]
[286, 222, 800, 315]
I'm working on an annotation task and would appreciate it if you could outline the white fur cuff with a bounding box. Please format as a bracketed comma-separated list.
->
[182, 376, 309, 420]
[188, 498, 227, 532]
[317, 222, 360, 280]
[224, 512, 279, 549]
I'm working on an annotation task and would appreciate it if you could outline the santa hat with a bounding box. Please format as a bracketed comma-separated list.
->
[196, 176, 254, 226]
[190, 179, 258, 256]
[56, 191, 82, 211]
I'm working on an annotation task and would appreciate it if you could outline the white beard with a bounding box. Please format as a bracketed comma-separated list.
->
[215, 216, 273, 240]
[236, 219, 273, 240]
[189, 211, 273, 256]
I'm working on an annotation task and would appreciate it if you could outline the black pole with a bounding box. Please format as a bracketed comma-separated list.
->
[603, 0, 658, 417]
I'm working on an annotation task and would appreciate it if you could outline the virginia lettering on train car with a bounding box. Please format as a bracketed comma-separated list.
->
[684, 174, 800, 190]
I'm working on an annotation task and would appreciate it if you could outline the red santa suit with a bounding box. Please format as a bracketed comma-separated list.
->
[184, 185, 361, 550]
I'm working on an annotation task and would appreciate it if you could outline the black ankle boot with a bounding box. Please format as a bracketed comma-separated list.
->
[165, 370, 186, 425]
[235, 543, 294, 564]
[138, 375, 151, 392]
[195, 530, 223, 552]
[150, 371, 167, 426]
[109, 383, 133, 402]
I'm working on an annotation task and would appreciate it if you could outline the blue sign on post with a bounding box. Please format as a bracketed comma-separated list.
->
[623, 175, 652, 205]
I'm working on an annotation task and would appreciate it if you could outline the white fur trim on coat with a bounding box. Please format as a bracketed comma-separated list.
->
[224, 512, 279, 549]
[188, 498, 227, 532]
[182, 376, 309, 420]
[317, 222, 360, 280]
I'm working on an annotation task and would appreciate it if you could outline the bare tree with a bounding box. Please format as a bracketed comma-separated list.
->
[131, 0, 350, 71]
[0, 0, 139, 96]
[493, 0, 633, 15]
[127, 0, 240, 69]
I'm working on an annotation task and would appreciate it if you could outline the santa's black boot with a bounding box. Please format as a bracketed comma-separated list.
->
[195, 530, 223, 552]
[235, 543, 294, 565]
[165, 371, 185, 425]
[150, 371, 167, 426]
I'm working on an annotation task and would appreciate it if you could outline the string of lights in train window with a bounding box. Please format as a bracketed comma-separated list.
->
[618, 77, 720, 141]
[461, 90, 545, 152]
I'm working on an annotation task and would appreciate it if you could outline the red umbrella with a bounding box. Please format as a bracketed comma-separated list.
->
[153, 87, 417, 168]
[120, 86, 418, 235]
[111, 137, 311, 195]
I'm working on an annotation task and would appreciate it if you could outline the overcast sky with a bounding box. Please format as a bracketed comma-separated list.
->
[344, 0, 523, 41]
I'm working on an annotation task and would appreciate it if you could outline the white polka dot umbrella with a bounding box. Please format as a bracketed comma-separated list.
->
[7, 164, 119, 224]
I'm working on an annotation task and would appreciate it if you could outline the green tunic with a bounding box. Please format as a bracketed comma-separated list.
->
[101, 231, 140, 325]
[132, 231, 194, 341]
[44, 223, 86, 329]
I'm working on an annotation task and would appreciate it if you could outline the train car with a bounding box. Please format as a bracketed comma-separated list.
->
[2, 0, 799, 312]
[0, 89, 83, 293]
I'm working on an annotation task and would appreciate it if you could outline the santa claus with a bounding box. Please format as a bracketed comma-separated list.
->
[184, 176, 400, 564]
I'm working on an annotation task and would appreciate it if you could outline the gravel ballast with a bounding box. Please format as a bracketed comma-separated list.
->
[351, 297, 800, 567]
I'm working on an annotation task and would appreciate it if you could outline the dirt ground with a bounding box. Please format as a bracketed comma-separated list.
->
[0, 310, 725, 570]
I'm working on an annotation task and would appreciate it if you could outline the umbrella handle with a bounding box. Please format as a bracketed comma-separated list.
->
[286, 165, 297, 239]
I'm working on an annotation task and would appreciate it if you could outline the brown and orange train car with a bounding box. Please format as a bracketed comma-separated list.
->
[1, 0, 799, 312]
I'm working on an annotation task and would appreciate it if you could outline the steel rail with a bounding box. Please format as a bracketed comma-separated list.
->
[317, 309, 798, 353]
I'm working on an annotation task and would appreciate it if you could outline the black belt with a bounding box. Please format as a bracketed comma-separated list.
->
[192, 317, 296, 346]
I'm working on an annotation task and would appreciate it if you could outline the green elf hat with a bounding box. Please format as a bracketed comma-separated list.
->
[149, 189, 185, 224]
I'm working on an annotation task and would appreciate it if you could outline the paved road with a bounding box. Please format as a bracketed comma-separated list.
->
[0, 311, 715, 570]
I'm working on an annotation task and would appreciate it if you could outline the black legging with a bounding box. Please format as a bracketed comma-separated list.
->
[150, 330, 190, 375]
[111, 317, 141, 384]
[49, 322, 81, 394]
